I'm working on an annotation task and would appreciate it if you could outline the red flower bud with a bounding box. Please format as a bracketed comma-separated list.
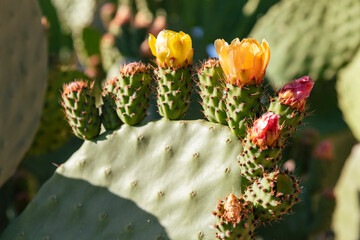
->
[250, 112, 280, 148]
[279, 76, 314, 112]
[314, 139, 334, 161]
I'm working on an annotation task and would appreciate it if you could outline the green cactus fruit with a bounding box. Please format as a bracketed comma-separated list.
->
[109, 62, 152, 125]
[101, 78, 122, 130]
[225, 83, 264, 138]
[28, 68, 89, 155]
[1, 119, 245, 240]
[61, 80, 101, 139]
[337, 48, 360, 141]
[197, 58, 227, 124]
[250, 0, 360, 87]
[239, 138, 282, 181]
[238, 112, 282, 180]
[213, 194, 256, 240]
[243, 169, 301, 222]
[0, 0, 47, 186]
[268, 76, 314, 137]
[156, 67, 193, 120]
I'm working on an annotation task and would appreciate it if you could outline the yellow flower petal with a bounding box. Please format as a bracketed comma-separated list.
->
[148, 34, 157, 57]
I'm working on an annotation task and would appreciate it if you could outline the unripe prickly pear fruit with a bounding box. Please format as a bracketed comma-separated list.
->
[101, 77, 122, 130]
[213, 193, 257, 240]
[243, 169, 301, 222]
[197, 58, 227, 124]
[239, 112, 282, 180]
[61, 80, 101, 140]
[215, 38, 270, 138]
[269, 76, 314, 136]
[109, 62, 151, 125]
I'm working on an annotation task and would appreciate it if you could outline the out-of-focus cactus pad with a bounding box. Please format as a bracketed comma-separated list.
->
[0, 0, 47, 186]
[337, 48, 360, 142]
[251, 0, 360, 87]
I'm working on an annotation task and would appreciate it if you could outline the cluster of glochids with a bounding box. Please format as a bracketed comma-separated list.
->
[61, 29, 315, 239]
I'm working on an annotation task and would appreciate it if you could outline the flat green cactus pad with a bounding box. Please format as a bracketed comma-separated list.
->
[251, 0, 360, 88]
[0, 0, 47, 186]
[337, 48, 360, 142]
[1, 120, 244, 240]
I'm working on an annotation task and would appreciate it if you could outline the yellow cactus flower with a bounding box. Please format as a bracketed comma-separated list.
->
[149, 30, 193, 68]
[215, 38, 270, 86]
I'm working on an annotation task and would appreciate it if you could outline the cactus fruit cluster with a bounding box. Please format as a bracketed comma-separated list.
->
[2, 29, 316, 240]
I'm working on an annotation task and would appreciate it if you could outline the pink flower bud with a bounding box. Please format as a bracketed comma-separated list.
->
[250, 112, 280, 148]
[279, 76, 314, 111]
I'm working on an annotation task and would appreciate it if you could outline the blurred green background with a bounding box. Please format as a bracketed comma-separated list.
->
[1, 0, 360, 239]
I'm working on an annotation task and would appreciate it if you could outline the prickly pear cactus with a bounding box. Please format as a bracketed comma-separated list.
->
[337, 48, 360, 141]
[251, 0, 360, 87]
[0, 0, 47, 186]
[1, 120, 244, 240]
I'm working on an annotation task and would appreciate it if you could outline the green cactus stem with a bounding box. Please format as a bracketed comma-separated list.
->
[197, 58, 227, 124]
[61, 80, 101, 140]
[156, 67, 193, 120]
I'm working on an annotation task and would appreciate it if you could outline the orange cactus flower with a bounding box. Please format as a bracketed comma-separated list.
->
[215, 38, 270, 86]
[149, 29, 193, 68]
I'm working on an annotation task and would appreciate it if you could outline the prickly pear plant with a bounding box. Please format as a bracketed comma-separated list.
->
[0, 0, 47, 186]
[2, 32, 316, 240]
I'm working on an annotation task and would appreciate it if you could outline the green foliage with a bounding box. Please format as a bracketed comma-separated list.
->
[0, 0, 47, 186]
[251, 0, 360, 88]
[1, 120, 244, 240]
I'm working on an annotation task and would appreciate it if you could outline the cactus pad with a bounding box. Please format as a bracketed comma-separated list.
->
[0, 0, 47, 186]
[337, 48, 360, 141]
[251, 0, 360, 87]
[1, 120, 245, 240]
